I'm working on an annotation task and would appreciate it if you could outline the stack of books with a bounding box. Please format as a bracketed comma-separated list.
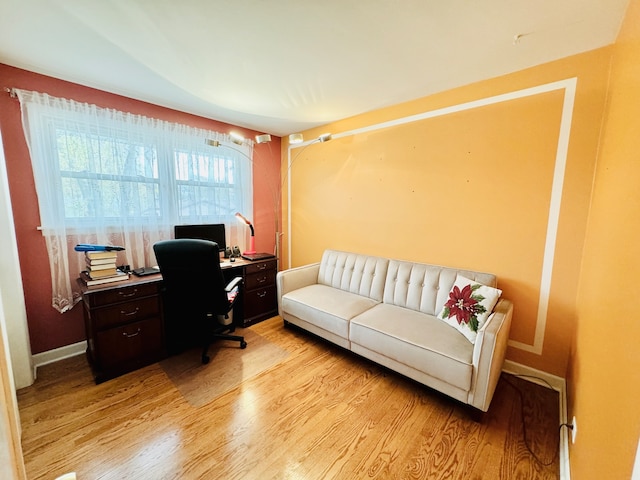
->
[80, 250, 129, 286]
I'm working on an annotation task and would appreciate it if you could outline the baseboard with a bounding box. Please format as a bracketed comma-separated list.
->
[31, 340, 87, 379]
[503, 360, 570, 480]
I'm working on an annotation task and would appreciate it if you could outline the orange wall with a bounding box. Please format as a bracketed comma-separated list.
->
[0, 64, 281, 354]
[283, 48, 611, 377]
[568, 0, 640, 477]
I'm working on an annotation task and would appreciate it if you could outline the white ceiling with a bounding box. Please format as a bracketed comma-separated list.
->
[0, 0, 629, 137]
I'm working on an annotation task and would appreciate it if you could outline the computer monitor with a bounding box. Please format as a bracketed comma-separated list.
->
[174, 224, 227, 252]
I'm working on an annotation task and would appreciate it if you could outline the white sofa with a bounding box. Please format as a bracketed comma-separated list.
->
[276, 250, 513, 412]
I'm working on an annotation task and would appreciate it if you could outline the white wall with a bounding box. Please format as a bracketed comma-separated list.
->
[633, 437, 640, 480]
[1, 290, 27, 479]
[0, 119, 30, 479]
[0, 129, 33, 389]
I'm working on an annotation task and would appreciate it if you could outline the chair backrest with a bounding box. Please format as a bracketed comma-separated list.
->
[153, 239, 230, 318]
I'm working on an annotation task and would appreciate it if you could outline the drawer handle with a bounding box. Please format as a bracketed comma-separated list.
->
[122, 328, 141, 338]
[257, 291, 267, 298]
[256, 264, 267, 270]
[118, 288, 138, 298]
[257, 276, 267, 283]
[120, 307, 140, 317]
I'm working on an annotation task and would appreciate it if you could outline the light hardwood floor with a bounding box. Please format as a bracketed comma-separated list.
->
[18, 317, 560, 479]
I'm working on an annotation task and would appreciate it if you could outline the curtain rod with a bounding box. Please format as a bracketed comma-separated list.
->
[3, 87, 17, 98]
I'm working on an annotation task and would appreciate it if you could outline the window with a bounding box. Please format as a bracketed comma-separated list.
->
[173, 149, 241, 221]
[56, 126, 161, 222]
[49, 118, 251, 227]
[16, 88, 253, 312]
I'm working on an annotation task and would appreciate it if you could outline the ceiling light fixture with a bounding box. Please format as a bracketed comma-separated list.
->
[289, 133, 304, 144]
[230, 132, 244, 145]
[255, 134, 272, 144]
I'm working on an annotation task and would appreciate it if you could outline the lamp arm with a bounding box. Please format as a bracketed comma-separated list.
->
[206, 134, 330, 259]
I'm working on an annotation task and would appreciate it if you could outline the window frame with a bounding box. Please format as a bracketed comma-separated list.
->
[40, 110, 253, 231]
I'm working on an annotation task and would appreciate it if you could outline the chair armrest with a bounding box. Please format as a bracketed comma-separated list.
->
[276, 262, 320, 316]
[225, 276, 243, 292]
[225, 276, 243, 304]
[468, 298, 513, 412]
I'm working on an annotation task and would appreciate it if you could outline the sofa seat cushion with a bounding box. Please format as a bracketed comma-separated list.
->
[281, 284, 380, 338]
[350, 304, 474, 391]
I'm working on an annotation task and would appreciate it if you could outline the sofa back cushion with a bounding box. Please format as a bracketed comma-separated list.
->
[383, 260, 497, 316]
[318, 250, 389, 302]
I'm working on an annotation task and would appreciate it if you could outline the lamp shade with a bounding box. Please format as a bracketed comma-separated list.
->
[235, 212, 256, 255]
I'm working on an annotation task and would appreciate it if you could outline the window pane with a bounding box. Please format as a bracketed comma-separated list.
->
[21, 91, 252, 232]
[61, 176, 160, 219]
[55, 126, 165, 221]
[173, 149, 242, 221]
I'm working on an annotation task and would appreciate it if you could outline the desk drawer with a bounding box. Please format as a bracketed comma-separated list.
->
[244, 284, 277, 319]
[245, 269, 276, 290]
[245, 259, 276, 275]
[93, 296, 160, 330]
[96, 317, 164, 369]
[86, 281, 160, 308]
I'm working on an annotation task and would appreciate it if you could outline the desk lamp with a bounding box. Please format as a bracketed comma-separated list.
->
[235, 212, 256, 255]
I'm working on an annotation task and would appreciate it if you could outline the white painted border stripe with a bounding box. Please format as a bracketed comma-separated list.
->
[288, 77, 578, 355]
[508, 77, 577, 355]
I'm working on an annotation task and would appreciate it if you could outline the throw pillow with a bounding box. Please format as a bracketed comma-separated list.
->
[437, 274, 502, 343]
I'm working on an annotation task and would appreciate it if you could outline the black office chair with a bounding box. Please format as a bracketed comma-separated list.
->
[153, 239, 247, 364]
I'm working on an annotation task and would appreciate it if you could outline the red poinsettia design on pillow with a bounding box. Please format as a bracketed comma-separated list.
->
[442, 283, 487, 332]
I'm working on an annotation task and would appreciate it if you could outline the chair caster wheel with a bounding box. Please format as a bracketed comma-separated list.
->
[240, 341, 247, 349]
[202, 355, 210, 364]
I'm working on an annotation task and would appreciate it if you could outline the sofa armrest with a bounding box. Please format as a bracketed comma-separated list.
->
[276, 262, 321, 316]
[467, 298, 513, 412]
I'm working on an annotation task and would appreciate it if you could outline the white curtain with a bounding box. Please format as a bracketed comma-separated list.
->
[15, 89, 253, 313]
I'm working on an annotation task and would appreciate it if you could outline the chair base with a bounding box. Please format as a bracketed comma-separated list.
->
[201, 333, 247, 364]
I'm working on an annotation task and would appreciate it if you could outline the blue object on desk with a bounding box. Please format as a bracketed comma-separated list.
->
[74, 244, 125, 252]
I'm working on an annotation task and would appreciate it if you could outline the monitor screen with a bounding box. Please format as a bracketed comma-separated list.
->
[174, 224, 226, 252]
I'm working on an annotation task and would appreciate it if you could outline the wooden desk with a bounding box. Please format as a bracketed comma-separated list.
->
[79, 257, 278, 383]
[78, 274, 164, 383]
[219, 257, 278, 327]
[237, 258, 278, 326]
